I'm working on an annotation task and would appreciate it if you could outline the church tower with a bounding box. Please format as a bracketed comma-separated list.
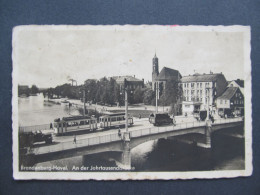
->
[152, 53, 159, 90]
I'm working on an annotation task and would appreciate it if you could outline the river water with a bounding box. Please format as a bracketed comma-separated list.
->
[19, 94, 245, 171]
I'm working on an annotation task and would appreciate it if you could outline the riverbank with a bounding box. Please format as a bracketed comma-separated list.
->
[46, 97, 170, 114]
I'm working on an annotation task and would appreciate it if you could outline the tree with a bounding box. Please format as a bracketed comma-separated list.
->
[160, 79, 183, 115]
[143, 89, 155, 105]
[133, 87, 145, 104]
[30, 85, 39, 94]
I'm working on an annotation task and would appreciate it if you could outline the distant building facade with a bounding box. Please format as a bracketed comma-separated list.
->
[180, 73, 228, 115]
[216, 87, 244, 116]
[112, 75, 144, 90]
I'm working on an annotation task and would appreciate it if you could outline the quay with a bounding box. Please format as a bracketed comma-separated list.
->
[20, 117, 244, 169]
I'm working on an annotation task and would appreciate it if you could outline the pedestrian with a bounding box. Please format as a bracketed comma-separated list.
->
[73, 135, 77, 144]
[173, 116, 176, 126]
[118, 128, 121, 138]
[50, 123, 53, 129]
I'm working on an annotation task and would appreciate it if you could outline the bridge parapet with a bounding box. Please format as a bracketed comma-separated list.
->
[28, 117, 243, 156]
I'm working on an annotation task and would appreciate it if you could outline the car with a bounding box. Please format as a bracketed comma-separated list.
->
[149, 113, 173, 126]
[19, 130, 52, 147]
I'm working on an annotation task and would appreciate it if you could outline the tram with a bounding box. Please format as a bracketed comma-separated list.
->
[54, 116, 97, 136]
[99, 113, 133, 129]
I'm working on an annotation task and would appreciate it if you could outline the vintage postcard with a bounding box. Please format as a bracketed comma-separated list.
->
[12, 25, 252, 180]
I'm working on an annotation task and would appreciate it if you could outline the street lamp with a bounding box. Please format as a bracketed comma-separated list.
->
[205, 86, 211, 120]
[79, 89, 86, 117]
[123, 79, 129, 133]
[155, 82, 159, 114]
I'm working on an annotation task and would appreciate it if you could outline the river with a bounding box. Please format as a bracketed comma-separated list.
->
[18, 94, 245, 171]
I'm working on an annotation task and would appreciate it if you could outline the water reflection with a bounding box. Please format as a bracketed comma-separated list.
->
[18, 94, 80, 126]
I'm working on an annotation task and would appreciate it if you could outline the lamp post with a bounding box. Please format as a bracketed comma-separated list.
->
[155, 82, 159, 113]
[125, 85, 128, 133]
[206, 86, 211, 120]
[83, 90, 86, 117]
[123, 79, 131, 142]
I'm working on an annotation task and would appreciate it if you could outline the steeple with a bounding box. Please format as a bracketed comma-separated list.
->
[152, 53, 159, 73]
[152, 53, 159, 90]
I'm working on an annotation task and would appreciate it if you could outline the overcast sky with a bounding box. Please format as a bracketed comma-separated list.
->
[14, 25, 247, 88]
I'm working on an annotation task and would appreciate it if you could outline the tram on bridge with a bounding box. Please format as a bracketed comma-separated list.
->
[53, 113, 133, 135]
[54, 116, 98, 135]
[99, 112, 133, 129]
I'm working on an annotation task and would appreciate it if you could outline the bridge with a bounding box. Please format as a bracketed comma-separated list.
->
[20, 117, 244, 170]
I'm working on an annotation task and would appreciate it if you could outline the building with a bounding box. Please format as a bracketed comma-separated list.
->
[112, 75, 144, 90]
[18, 85, 30, 96]
[227, 79, 244, 95]
[152, 53, 182, 90]
[180, 73, 228, 115]
[216, 87, 244, 116]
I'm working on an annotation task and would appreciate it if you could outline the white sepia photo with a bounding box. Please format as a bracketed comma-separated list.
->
[12, 25, 252, 180]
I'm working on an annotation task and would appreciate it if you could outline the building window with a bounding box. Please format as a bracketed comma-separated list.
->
[185, 105, 190, 108]
[220, 100, 223, 104]
[200, 83, 202, 88]
[191, 83, 194, 88]
[197, 83, 199, 88]
[225, 100, 227, 104]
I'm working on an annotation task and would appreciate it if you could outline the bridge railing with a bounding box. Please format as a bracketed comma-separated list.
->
[130, 121, 206, 138]
[32, 117, 243, 154]
[214, 117, 243, 124]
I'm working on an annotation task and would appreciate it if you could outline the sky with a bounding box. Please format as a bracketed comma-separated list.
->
[13, 25, 247, 88]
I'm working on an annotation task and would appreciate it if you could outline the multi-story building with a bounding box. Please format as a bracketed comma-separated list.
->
[216, 87, 244, 116]
[180, 73, 228, 115]
[112, 75, 144, 90]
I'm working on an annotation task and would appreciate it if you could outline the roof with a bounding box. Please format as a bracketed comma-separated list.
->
[113, 76, 143, 83]
[156, 67, 181, 81]
[101, 113, 125, 117]
[233, 79, 244, 88]
[181, 73, 224, 83]
[217, 87, 239, 100]
[62, 116, 92, 121]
